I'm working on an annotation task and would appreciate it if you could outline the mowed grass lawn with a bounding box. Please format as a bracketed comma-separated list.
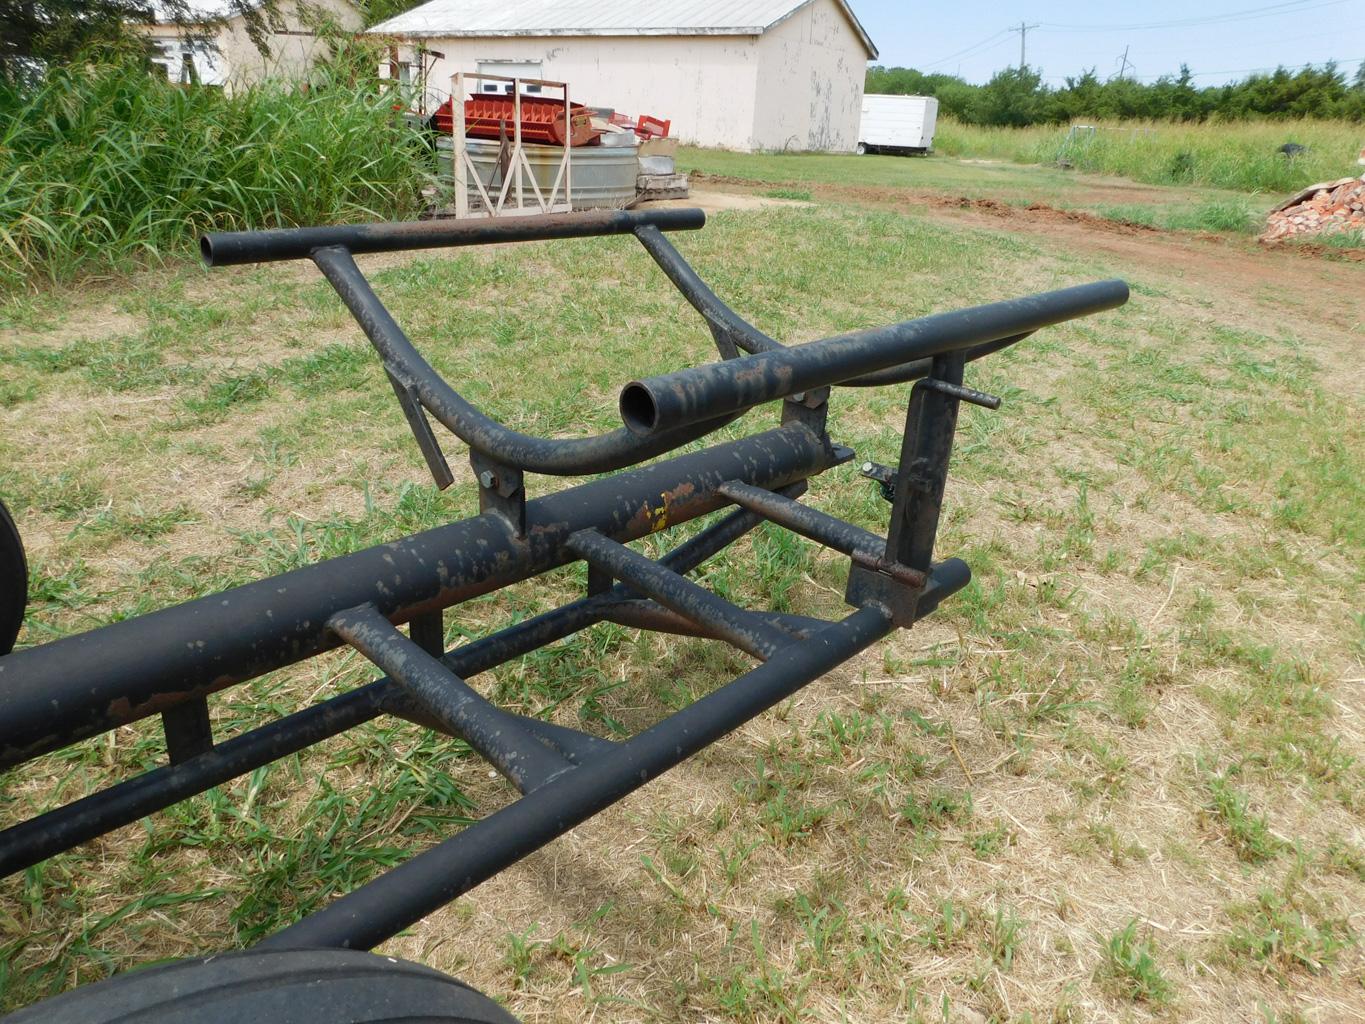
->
[1, 184, 1362, 1023]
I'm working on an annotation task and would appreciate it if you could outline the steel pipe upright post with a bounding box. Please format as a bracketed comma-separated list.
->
[846, 350, 970, 625]
[888, 351, 969, 575]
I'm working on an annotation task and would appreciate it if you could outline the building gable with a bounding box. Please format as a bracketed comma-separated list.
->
[369, 0, 876, 58]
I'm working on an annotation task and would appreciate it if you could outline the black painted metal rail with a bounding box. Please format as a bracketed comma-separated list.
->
[259, 606, 901, 953]
[0, 208, 1128, 1021]
[619, 279, 1129, 435]
[200, 208, 706, 265]
[0, 424, 837, 768]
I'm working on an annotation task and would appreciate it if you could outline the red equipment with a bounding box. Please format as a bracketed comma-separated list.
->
[635, 115, 671, 139]
[432, 95, 598, 147]
[604, 112, 672, 139]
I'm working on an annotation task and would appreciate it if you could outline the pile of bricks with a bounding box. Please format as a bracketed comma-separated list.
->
[1262, 175, 1365, 240]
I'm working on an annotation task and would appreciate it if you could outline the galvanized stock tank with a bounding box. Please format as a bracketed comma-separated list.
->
[436, 137, 638, 210]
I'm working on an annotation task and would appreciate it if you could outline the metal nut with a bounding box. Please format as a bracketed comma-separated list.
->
[478, 470, 499, 489]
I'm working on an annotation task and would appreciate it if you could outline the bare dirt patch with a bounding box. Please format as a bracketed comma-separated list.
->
[652, 189, 815, 214]
[695, 174, 1364, 400]
[693, 169, 1365, 263]
[934, 194, 1161, 234]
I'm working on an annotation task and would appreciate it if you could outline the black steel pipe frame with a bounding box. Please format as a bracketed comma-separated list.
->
[306, 220, 951, 478]
[0, 209, 1132, 1000]
[310, 245, 744, 476]
[330, 605, 577, 794]
[0, 424, 840, 770]
[209, 208, 741, 477]
[260, 606, 902, 952]
[202, 210, 959, 396]
[602, 600, 829, 642]
[632, 224, 1035, 389]
[846, 351, 971, 628]
[0, 536, 966, 888]
[0, 499, 780, 878]
[258, 538, 970, 954]
[265, 565, 975, 953]
[566, 528, 796, 659]
[200, 207, 707, 266]
[620, 279, 1130, 436]
[716, 480, 926, 587]
[208, 210, 1047, 477]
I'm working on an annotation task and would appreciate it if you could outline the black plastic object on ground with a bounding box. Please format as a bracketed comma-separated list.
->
[0, 208, 1127, 1021]
[1, 948, 520, 1024]
[0, 499, 24, 656]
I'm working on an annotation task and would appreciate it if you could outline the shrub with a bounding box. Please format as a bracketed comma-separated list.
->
[0, 55, 428, 291]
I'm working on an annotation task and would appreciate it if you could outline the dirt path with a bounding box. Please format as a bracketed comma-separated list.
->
[687, 177, 1365, 397]
[919, 190, 1365, 397]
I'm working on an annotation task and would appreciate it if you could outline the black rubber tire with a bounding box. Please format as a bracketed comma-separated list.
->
[0, 499, 25, 656]
[1, 948, 522, 1023]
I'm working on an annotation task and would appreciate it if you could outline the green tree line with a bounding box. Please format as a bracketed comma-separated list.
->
[866, 63, 1365, 126]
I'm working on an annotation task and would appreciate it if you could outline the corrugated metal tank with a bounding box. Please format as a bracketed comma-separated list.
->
[436, 138, 637, 210]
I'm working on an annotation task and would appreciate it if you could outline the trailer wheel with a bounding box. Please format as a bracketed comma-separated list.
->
[2, 948, 522, 1024]
[0, 499, 25, 656]
[855, 142, 867, 155]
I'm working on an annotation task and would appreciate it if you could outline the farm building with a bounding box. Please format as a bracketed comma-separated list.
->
[137, 0, 362, 92]
[367, 0, 878, 152]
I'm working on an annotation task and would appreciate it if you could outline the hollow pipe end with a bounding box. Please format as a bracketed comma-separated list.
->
[619, 382, 659, 436]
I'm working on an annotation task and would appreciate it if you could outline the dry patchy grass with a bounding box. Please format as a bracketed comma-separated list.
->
[1, 195, 1362, 1023]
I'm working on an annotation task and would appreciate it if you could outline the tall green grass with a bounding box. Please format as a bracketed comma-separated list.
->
[935, 117, 1363, 193]
[0, 60, 428, 292]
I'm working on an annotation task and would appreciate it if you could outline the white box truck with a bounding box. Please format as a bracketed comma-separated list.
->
[857, 95, 939, 156]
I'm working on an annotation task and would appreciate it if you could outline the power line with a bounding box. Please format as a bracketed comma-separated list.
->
[903, 3, 1364, 82]
[1040, 0, 1352, 33]
[1039, 55, 1364, 82]
[1043, 0, 1328, 31]
[917, 30, 1011, 70]
[1039, 56, 1365, 81]
[1130, 56, 1365, 79]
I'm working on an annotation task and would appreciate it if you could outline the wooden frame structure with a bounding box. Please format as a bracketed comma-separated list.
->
[451, 72, 575, 219]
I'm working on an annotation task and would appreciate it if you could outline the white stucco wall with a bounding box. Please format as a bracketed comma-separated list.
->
[139, 0, 362, 93]
[405, 36, 762, 149]
[752, 0, 867, 152]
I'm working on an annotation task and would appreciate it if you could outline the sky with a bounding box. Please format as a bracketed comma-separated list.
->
[851, 0, 1365, 86]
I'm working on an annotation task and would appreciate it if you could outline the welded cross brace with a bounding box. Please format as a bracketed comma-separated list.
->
[331, 605, 587, 793]
[566, 529, 793, 660]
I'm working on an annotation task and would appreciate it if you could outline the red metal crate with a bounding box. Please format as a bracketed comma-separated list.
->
[432, 95, 598, 147]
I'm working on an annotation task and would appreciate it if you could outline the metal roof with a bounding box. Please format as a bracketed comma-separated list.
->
[368, 0, 877, 58]
[147, 1, 259, 25]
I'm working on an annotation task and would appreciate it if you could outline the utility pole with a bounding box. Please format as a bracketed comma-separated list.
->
[1009, 21, 1039, 70]
[1116, 45, 1133, 80]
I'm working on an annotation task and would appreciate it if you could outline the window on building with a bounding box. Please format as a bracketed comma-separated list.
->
[475, 61, 543, 95]
[149, 39, 226, 87]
